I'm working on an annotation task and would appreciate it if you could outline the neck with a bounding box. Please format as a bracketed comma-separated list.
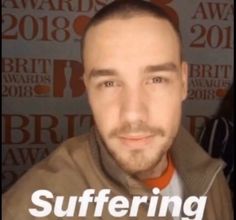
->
[135, 153, 168, 180]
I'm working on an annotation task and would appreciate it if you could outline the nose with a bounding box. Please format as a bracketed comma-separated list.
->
[119, 86, 148, 125]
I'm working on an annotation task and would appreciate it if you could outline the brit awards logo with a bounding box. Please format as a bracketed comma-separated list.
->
[2, 57, 85, 98]
[53, 60, 85, 97]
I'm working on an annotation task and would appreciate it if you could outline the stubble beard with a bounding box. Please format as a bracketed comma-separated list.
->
[107, 142, 167, 176]
[102, 121, 170, 175]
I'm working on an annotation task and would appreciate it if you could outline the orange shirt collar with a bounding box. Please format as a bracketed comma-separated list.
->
[143, 154, 175, 190]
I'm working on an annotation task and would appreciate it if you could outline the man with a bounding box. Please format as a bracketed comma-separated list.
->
[3, 0, 233, 219]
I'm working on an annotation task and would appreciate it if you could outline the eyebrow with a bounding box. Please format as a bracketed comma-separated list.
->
[87, 62, 178, 81]
[87, 69, 118, 81]
[144, 62, 178, 73]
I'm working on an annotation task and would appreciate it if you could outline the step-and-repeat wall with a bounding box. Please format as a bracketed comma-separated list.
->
[2, 0, 234, 192]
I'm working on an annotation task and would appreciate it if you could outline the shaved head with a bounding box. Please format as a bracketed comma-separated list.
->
[81, 0, 182, 62]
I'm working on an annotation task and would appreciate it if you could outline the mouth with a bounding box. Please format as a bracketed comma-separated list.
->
[118, 134, 155, 149]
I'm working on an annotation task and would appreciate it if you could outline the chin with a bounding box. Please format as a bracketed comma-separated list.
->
[112, 147, 166, 175]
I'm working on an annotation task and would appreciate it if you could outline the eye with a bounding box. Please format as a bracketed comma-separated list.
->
[103, 81, 114, 87]
[152, 76, 163, 83]
[96, 80, 121, 89]
[145, 76, 169, 85]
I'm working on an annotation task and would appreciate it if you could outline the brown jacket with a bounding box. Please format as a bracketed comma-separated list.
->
[3, 127, 233, 219]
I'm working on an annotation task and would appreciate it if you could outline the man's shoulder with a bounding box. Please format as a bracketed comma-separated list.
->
[61, 132, 90, 152]
[33, 132, 92, 174]
[54, 132, 91, 161]
[8, 132, 92, 182]
[174, 125, 225, 169]
[204, 169, 233, 220]
[3, 133, 95, 211]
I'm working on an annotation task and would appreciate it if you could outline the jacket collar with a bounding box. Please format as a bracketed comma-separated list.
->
[170, 126, 224, 197]
[89, 126, 224, 197]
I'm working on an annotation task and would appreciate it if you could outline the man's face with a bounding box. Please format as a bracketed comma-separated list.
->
[83, 16, 188, 175]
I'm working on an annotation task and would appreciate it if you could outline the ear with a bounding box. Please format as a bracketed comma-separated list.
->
[181, 61, 188, 101]
[82, 73, 88, 89]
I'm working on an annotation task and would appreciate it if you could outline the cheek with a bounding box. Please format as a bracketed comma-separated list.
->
[150, 94, 182, 128]
[89, 95, 120, 132]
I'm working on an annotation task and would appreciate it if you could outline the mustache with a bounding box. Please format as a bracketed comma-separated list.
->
[108, 121, 165, 138]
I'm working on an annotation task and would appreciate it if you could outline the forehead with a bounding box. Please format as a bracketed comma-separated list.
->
[83, 16, 181, 70]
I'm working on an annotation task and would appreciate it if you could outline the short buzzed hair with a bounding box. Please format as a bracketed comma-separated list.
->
[81, 0, 182, 61]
